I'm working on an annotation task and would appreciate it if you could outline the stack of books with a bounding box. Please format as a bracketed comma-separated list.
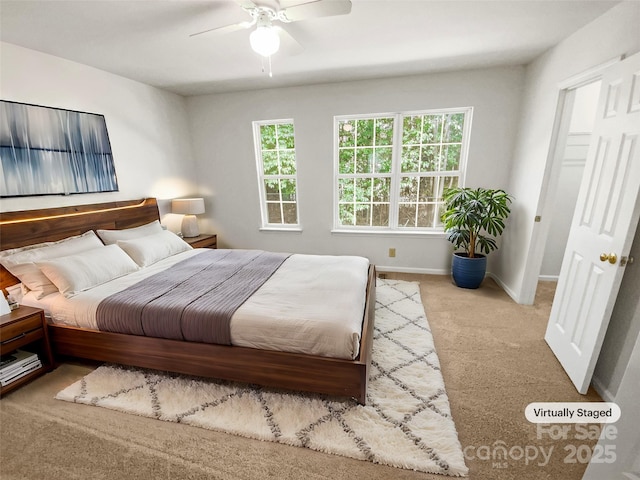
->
[0, 350, 41, 387]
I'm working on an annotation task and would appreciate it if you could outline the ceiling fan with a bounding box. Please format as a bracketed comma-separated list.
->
[190, 0, 352, 58]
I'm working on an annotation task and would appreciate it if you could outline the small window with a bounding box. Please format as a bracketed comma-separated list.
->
[253, 120, 300, 228]
[335, 108, 472, 232]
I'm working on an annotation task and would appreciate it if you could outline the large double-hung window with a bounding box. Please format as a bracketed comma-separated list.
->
[335, 108, 472, 231]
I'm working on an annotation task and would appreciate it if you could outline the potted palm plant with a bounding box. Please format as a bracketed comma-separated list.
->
[441, 187, 513, 289]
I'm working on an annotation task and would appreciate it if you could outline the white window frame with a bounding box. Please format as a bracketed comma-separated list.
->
[253, 119, 302, 231]
[333, 107, 473, 234]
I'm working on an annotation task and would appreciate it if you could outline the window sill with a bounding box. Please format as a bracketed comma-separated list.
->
[259, 226, 303, 233]
[331, 229, 448, 238]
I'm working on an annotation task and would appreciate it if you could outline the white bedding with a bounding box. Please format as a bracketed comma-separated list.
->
[23, 250, 370, 360]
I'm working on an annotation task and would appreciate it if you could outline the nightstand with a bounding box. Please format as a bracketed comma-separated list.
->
[184, 233, 217, 249]
[0, 306, 54, 397]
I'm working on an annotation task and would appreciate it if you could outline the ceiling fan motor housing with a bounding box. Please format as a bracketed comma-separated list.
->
[249, 8, 280, 57]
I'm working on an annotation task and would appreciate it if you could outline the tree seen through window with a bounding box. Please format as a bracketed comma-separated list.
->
[336, 109, 471, 230]
[254, 121, 299, 227]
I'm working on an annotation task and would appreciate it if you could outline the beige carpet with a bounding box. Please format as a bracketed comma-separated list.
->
[0, 274, 601, 480]
[54, 280, 467, 476]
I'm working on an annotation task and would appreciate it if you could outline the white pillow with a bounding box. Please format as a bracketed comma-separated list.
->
[117, 230, 192, 267]
[0, 231, 104, 299]
[96, 220, 163, 245]
[36, 245, 139, 297]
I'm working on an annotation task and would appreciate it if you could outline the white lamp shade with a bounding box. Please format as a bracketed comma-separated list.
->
[172, 198, 205, 215]
[250, 26, 280, 57]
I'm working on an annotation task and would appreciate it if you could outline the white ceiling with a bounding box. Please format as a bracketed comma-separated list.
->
[0, 0, 619, 96]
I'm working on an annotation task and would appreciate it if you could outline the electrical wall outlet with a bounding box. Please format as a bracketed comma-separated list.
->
[388, 248, 396, 258]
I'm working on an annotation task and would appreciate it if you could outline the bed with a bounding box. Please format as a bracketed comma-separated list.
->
[0, 198, 376, 404]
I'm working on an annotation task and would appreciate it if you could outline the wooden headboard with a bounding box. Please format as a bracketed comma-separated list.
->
[0, 198, 160, 292]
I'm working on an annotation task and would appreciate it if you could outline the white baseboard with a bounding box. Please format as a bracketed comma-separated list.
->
[376, 268, 522, 304]
[485, 272, 520, 304]
[591, 375, 615, 402]
[538, 275, 559, 282]
[376, 265, 449, 275]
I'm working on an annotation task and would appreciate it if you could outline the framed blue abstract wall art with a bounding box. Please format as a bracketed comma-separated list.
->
[0, 101, 119, 197]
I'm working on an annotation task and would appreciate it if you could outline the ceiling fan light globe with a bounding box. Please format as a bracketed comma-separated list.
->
[250, 26, 280, 57]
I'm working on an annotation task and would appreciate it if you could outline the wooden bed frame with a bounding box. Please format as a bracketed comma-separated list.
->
[0, 198, 376, 404]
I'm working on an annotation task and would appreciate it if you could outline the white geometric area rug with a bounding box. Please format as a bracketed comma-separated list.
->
[56, 279, 468, 477]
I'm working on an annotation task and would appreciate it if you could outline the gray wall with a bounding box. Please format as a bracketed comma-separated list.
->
[491, 1, 640, 304]
[186, 66, 524, 272]
[0, 42, 198, 216]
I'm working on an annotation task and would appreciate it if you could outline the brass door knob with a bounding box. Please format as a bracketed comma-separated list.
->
[600, 253, 618, 264]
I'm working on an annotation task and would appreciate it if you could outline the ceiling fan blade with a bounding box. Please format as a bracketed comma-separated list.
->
[234, 0, 259, 10]
[190, 19, 254, 38]
[274, 26, 304, 55]
[280, 0, 351, 22]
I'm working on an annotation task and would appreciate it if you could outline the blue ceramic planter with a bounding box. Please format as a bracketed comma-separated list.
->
[451, 253, 487, 289]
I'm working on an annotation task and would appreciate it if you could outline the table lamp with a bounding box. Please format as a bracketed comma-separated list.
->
[171, 198, 205, 237]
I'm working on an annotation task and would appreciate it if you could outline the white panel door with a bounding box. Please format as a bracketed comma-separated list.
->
[545, 52, 640, 394]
